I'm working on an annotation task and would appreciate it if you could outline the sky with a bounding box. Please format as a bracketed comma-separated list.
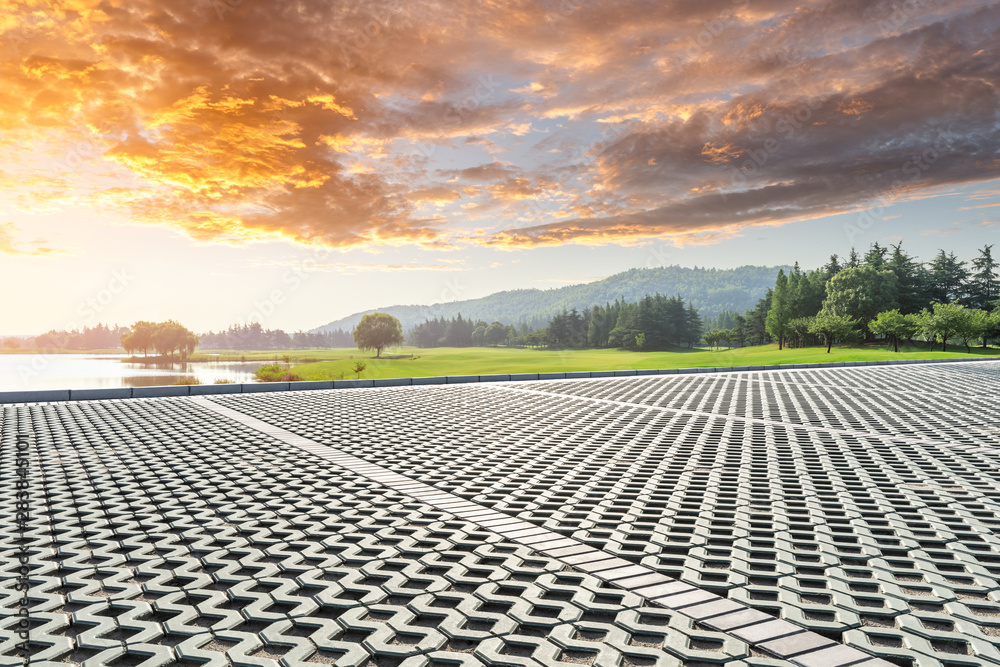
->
[1, 0, 999, 334]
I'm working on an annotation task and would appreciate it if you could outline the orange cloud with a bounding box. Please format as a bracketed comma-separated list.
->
[0, 223, 60, 256]
[0, 0, 997, 253]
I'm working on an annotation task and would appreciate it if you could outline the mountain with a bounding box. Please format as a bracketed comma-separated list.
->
[311, 265, 787, 333]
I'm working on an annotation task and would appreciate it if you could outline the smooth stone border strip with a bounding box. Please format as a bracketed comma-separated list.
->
[187, 395, 893, 667]
[2, 355, 996, 404]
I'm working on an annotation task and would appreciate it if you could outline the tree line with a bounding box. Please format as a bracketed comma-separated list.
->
[199, 323, 353, 350]
[542, 295, 702, 349]
[3, 324, 129, 350]
[406, 295, 703, 351]
[754, 242, 998, 353]
[408, 315, 523, 347]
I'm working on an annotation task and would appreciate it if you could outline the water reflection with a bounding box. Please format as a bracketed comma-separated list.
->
[0, 354, 261, 391]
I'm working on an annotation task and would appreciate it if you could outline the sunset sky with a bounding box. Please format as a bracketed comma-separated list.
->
[2, 0, 998, 334]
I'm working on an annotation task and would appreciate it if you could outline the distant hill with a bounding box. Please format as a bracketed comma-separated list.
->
[311, 265, 787, 333]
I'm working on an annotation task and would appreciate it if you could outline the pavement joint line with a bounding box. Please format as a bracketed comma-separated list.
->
[488, 383, 1000, 455]
[188, 394, 894, 667]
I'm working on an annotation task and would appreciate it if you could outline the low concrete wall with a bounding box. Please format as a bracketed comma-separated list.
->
[1, 355, 995, 404]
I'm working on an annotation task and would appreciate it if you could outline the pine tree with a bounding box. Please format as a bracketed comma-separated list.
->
[887, 242, 929, 314]
[970, 244, 997, 311]
[766, 270, 791, 350]
[822, 254, 842, 280]
[929, 250, 969, 304]
[864, 242, 887, 269]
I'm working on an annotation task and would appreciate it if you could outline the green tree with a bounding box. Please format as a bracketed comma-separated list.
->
[471, 325, 486, 346]
[969, 244, 997, 311]
[704, 329, 723, 350]
[731, 314, 748, 348]
[868, 309, 917, 352]
[915, 302, 966, 352]
[956, 308, 989, 353]
[353, 312, 404, 358]
[766, 269, 791, 350]
[929, 250, 969, 304]
[352, 361, 367, 379]
[635, 332, 646, 350]
[809, 312, 857, 353]
[485, 322, 507, 346]
[864, 242, 888, 269]
[886, 242, 929, 314]
[822, 254, 843, 281]
[786, 317, 815, 348]
[821, 266, 898, 335]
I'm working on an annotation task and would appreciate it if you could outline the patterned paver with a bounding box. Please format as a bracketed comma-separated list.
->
[2, 361, 1000, 666]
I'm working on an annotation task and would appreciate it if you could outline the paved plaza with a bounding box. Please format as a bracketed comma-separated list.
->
[3, 361, 1000, 666]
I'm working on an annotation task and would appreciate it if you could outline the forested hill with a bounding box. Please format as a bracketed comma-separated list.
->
[311, 265, 787, 333]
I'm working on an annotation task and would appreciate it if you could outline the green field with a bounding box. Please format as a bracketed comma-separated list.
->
[282, 343, 1000, 381]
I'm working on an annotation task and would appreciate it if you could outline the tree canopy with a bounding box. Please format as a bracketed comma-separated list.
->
[121, 320, 198, 359]
[353, 312, 404, 358]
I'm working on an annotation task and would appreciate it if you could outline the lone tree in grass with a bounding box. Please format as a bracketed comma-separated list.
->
[353, 312, 404, 358]
[808, 312, 857, 353]
[869, 309, 917, 353]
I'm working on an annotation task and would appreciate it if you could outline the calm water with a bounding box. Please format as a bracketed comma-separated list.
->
[0, 354, 262, 391]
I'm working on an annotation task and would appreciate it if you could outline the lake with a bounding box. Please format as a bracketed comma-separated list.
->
[0, 353, 262, 391]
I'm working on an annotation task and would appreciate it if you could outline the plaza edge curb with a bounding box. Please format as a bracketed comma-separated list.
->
[1, 354, 997, 404]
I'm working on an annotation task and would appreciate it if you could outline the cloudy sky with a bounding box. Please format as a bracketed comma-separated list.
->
[2, 0, 998, 333]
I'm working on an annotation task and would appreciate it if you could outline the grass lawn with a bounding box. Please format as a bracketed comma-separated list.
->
[285, 342, 1000, 381]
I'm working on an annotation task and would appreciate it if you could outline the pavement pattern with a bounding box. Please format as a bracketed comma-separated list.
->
[2, 361, 1000, 666]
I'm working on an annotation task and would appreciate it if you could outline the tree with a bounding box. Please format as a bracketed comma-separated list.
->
[485, 322, 507, 346]
[731, 314, 748, 348]
[471, 325, 486, 346]
[635, 332, 646, 350]
[929, 250, 969, 304]
[352, 361, 367, 379]
[864, 242, 888, 269]
[2, 337, 20, 349]
[956, 308, 989, 353]
[969, 244, 998, 311]
[821, 266, 898, 335]
[868, 309, 917, 353]
[766, 269, 791, 350]
[704, 329, 724, 350]
[353, 312, 404, 358]
[809, 313, 857, 353]
[915, 302, 966, 352]
[887, 242, 930, 314]
[786, 317, 815, 348]
[822, 254, 843, 281]
[152, 320, 198, 359]
[121, 320, 158, 357]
